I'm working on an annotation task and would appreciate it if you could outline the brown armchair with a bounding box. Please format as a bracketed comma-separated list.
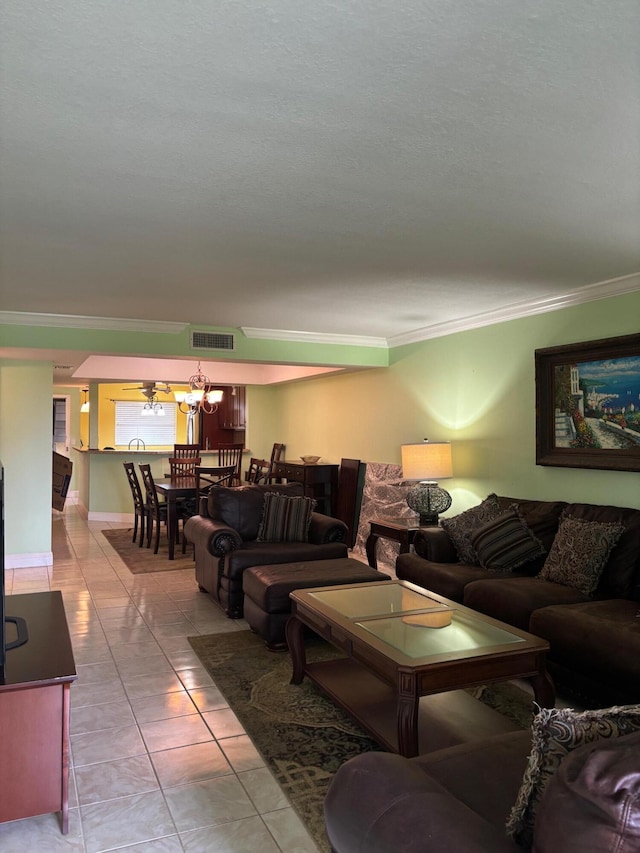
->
[183, 482, 349, 618]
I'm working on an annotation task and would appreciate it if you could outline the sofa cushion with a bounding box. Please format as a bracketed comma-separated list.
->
[506, 705, 640, 851]
[539, 515, 625, 596]
[529, 599, 640, 705]
[471, 506, 546, 573]
[463, 576, 587, 631]
[441, 493, 502, 565]
[207, 482, 304, 540]
[257, 492, 316, 542]
[395, 553, 501, 602]
[532, 730, 640, 853]
[560, 503, 640, 599]
[222, 540, 349, 580]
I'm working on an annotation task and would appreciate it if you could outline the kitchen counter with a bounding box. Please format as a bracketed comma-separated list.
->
[72, 447, 234, 455]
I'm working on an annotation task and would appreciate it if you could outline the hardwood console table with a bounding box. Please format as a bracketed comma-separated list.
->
[0, 591, 77, 833]
[271, 460, 339, 516]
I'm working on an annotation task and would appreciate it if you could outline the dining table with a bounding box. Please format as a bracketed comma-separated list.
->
[154, 475, 197, 560]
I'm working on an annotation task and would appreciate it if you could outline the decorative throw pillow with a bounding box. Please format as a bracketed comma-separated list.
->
[256, 492, 316, 543]
[538, 515, 625, 596]
[506, 705, 640, 851]
[471, 505, 547, 572]
[440, 493, 502, 565]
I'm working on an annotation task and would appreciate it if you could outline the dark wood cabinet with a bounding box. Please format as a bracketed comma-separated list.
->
[199, 386, 246, 450]
[271, 460, 339, 516]
[218, 386, 246, 429]
[0, 591, 77, 833]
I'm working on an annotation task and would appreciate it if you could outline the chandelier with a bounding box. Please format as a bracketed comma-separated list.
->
[174, 362, 223, 416]
[140, 392, 165, 417]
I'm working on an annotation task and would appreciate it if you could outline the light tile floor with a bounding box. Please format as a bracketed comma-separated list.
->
[1, 501, 322, 853]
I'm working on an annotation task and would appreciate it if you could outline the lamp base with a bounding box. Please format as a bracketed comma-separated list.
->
[417, 511, 440, 527]
[406, 481, 452, 527]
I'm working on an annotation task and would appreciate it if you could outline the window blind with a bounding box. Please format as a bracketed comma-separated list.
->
[114, 402, 177, 446]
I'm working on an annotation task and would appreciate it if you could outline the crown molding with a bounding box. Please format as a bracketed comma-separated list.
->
[2, 272, 637, 349]
[240, 327, 388, 348]
[0, 311, 187, 334]
[386, 272, 640, 348]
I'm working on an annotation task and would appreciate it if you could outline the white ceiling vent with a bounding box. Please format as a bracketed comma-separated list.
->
[190, 331, 235, 351]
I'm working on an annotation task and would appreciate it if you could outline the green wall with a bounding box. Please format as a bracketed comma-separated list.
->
[1, 290, 638, 564]
[0, 360, 53, 561]
[256, 291, 640, 513]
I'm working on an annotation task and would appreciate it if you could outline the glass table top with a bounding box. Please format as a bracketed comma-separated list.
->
[309, 584, 446, 618]
[307, 582, 525, 660]
[355, 611, 524, 659]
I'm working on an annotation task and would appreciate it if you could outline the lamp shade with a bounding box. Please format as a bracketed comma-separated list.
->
[401, 441, 452, 481]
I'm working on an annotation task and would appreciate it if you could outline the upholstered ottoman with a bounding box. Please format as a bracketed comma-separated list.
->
[243, 558, 390, 650]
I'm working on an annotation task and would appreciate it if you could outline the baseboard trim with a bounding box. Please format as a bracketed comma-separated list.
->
[87, 511, 134, 523]
[6, 552, 54, 569]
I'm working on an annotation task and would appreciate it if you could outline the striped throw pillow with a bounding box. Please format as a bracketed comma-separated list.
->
[256, 492, 316, 542]
[471, 505, 546, 572]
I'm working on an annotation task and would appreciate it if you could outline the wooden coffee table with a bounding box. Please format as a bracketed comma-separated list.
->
[286, 580, 555, 757]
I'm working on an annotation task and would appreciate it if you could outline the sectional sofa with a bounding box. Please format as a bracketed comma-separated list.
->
[395, 494, 640, 705]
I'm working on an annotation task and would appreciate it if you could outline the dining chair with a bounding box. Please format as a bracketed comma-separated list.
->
[244, 457, 271, 484]
[180, 464, 236, 552]
[267, 442, 286, 483]
[270, 442, 285, 464]
[138, 463, 170, 554]
[217, 443, 243, 485]
[123, 462, 147, 547]
[173, 443, 200, 459]
[168, 456, 202, 478]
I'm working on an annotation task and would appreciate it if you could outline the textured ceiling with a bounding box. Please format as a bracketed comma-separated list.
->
[1, 0, 639, 346]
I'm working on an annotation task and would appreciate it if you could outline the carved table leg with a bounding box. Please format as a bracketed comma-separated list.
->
[397, 670, 419, 757]
[365, 532, 379, 569]
[530, 658, 556, 708]
[286, 616, 306, 684]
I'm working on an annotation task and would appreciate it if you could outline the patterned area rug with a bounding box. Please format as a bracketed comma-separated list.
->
[101, 527, 194, 572]
[188, 630, 535, 852]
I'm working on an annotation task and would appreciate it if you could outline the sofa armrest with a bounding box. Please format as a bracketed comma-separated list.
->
[324, 752, 521, 853]
[183, 515, 242, 556]
[308, 512, 348, 544]
[413, 526, 458, 562]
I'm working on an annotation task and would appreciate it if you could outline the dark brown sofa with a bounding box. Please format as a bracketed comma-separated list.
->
[396, 497, 640, 705]
[183, 482, 349, 618]
[324, 728, 640, 852]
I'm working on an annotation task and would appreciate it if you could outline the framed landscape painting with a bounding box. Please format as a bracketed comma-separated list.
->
[535, 333, 640, 472]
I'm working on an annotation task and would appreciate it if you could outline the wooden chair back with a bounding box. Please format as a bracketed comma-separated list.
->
[138, 463, 168, 553]
[217, 443, 243, 485]
[270, 443, 285, 464]
[123, 461, 147, 546]
[194, 465, 237, 508]
[244, 457, 271, 484]
[168, 456, 201, 478]
[173, 443, 200, 459]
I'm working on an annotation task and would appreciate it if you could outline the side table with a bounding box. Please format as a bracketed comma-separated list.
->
[365, 517, 422, 569]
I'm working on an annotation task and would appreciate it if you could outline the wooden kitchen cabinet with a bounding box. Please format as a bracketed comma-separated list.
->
[199, 386, 246, 449]
[218, 386, 246, 429]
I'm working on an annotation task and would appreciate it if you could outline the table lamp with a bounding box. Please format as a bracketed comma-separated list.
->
[400, 439, 453, 526]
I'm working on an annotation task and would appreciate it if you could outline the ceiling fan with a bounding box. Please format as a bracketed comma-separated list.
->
[122, 381, 172, 399]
